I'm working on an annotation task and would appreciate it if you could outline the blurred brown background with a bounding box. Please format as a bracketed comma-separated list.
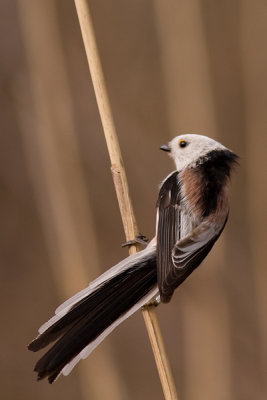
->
[1, 1, 266, 399]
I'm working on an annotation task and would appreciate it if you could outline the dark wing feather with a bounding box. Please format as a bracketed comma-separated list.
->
[160, 218, 228, 302]
[156, 172, 181, 300]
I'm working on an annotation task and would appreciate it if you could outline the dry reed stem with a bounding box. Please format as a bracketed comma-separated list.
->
[74, 1, 178, 399]
[74, 0, 138, 253]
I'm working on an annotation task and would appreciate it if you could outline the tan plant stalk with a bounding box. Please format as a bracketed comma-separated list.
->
[74, 1, 178, 399]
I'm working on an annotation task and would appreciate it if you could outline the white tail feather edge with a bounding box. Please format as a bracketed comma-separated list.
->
[59, 286, 158, 379]
[38, 240, 156, 335]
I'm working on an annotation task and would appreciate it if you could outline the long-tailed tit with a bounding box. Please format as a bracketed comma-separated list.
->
[28, 134, 237, 383]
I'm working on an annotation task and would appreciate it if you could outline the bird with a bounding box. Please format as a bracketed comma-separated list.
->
[28, 134, 238, 383]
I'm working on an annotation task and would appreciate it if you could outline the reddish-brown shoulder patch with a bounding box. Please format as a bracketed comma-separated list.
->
[208, 185, 229, 224]
[181, 167, 203, 217]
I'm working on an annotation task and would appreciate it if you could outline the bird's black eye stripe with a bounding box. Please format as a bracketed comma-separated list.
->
[179, 140, 187, 148]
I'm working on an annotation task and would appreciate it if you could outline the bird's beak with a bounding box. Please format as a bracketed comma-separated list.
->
[160, 143, 171, 152]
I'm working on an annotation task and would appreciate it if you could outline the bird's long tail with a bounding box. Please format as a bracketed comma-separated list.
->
[28, 244, 158, 383]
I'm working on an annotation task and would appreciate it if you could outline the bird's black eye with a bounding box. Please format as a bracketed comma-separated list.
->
[179, 140, 187, 148]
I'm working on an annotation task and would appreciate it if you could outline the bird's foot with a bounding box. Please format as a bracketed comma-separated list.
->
[121, 234, 149, 248]
[142, 295, 161, 309]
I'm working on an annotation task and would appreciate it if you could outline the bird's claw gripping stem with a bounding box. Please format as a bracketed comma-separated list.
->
[122, 234, 149, 248]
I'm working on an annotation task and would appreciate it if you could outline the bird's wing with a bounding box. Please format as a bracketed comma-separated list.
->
[156, 171, 182, 300]
[160, 218, 227, 302]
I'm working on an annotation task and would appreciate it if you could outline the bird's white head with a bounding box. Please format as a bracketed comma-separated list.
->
[160, 134, 228, 171]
